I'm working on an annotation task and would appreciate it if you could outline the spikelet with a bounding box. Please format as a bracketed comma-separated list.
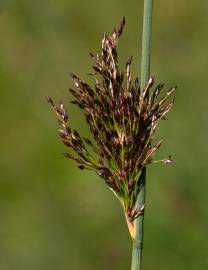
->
[48, 17, 175, 223]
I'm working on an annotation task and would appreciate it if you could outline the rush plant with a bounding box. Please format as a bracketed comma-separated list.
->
[48, 2, 176, 269]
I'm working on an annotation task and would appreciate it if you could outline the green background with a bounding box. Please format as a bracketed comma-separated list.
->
[1, 1, 208, 269]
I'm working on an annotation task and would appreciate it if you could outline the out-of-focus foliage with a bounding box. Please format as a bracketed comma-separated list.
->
[0, 1, 208, 269]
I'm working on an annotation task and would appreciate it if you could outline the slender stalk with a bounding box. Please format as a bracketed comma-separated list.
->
[131, 1, 153, 270]
[140, 0, 153, 88]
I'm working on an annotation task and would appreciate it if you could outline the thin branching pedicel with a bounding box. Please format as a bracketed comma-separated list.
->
[48, 17, 175, 230]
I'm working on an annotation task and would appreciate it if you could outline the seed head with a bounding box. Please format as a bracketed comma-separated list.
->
[48, 18, 176, 222]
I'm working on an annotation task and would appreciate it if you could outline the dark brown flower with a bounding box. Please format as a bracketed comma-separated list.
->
[48, 17, 175, 222]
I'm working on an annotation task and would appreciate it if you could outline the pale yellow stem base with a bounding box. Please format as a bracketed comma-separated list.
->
[125, 213, 135, 240]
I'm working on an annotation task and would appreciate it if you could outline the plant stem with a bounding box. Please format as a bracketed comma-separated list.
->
[140, 0, 153, 89]
[131, 1, 153, 270]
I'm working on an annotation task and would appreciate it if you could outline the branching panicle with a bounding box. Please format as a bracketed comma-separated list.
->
[48, 18, 175, 222]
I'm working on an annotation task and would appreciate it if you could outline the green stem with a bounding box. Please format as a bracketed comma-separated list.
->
[140, 0, 153, 88]
[131, 1, 153, 270]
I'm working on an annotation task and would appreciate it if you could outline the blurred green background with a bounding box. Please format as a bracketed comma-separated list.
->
[1, 0, 208, 269]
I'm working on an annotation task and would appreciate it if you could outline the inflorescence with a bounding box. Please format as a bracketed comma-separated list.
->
[48, 17, 175, 225]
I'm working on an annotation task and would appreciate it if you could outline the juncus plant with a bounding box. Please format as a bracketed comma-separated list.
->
[48, 2, 176, 269]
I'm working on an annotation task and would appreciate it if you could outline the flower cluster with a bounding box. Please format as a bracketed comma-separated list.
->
[48, 17, 175, 223]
